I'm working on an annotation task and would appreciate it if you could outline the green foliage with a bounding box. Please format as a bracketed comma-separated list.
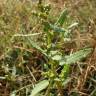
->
[30, 80, 49, 96]
[55, 9, 68, 26]
[60, 48, 92, 65]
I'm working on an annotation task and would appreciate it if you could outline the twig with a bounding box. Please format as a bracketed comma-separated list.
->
[26, 65, 37, 82]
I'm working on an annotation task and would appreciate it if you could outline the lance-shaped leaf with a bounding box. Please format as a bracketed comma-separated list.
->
[60, 48, 92, 65]
[49, 24, 67, 33]
[30, 80, 49, 96]
[68, 22, 78, 29]
[26, 37, 48, 58]
[43, 21, 67, 33]
[55, 9, 68, 26]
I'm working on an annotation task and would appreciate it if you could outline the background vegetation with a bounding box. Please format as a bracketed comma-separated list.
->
[0, 0, 96, 96]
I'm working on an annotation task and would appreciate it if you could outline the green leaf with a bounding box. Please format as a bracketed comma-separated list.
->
[60, 64, 70, 80]
[43, 21, 67, 33]
[26, 37, 48, 58]
[20, 28, 48, 58]
[52, 55, 62, 61]
[30, 80, 49, 96]
[55, 9, 68, 26]
[60, 48, 92, 65]
[49, 24, 66, 33]
[68, 22, 78, 29]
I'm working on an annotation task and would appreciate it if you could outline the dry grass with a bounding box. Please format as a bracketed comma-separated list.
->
[0, 0, 96, 96]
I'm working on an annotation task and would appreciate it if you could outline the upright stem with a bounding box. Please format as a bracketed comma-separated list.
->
[56, 81, 64, 96]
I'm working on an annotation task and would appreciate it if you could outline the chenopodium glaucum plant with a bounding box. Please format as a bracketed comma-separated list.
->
[26, 3, 92, 95]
